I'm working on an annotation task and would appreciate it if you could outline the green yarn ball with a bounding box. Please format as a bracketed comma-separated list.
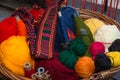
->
[69, 38, 87, 56]
[58, 50, 78, 69]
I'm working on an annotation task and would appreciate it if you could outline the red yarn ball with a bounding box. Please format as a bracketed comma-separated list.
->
[0, 17, 17, 43]
[89, 42, 105, 60]
[35, 52, 79, 80]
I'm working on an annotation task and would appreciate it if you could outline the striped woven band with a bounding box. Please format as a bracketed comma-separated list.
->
[35, 5, 58, 59]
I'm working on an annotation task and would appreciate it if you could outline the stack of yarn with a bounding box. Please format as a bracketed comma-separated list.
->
[0, 0, 120, 80]
[0, 16, 34, 76]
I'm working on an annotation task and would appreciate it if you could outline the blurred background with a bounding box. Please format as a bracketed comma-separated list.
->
[0, 0, 120, 23]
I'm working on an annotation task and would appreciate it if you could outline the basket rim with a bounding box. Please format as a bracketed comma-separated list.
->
[0, 8, 120, 80]
[78, 9, 120, 30]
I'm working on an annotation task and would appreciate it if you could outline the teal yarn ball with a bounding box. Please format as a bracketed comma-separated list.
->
[69, 38, 87, 56]
[58, 50, 78, 69]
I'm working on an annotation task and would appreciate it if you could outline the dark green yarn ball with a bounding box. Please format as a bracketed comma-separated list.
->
[69, 38, 87, 56]
[58, 50, 78, 69]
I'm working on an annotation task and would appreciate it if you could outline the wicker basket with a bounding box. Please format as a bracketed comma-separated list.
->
[0, 9, 120, 80]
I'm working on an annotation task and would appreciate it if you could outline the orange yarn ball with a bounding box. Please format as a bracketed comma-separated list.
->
[75, 56, 95, 78]
[16, 16, 27, 37]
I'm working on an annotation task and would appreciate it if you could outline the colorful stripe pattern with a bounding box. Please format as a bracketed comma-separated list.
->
[35, 5, 58, 59]
[11, 7, 36, 56]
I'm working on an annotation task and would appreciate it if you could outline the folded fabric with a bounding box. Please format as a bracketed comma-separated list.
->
[35, 5, 58, 59]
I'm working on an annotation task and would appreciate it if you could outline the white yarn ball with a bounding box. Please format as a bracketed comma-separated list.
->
[94, 25, 120, 52]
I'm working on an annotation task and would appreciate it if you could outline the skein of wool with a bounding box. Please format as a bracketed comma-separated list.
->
[0, 36, 34, 76]
[84, 18, 105, 36]
[69, 38, 87, 56]
[58, 49, 78, 69]
[75, 56, 95, 78]
[35, 52, 79, 80]
[73, 13, 94, 46]
[24, 62, 35, 78]
[107, 51, 120, 67]
[89, 41, 105, 60]
[95, 53, 111, 72]
[0, 17, 17, 43]
[108, 39, 120, 52]
[54, 6, 78, 51]
[16, 16, 27, 37]
[94, 25, 120, 52]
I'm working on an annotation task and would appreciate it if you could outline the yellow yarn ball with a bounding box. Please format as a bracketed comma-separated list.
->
[84, 18, 105, 36]
[0, 36, 34, 76]
[107, 51, 120, 67]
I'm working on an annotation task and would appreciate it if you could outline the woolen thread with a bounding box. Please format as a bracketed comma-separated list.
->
[35, 52, 79, 80]
[58, 49, 78, 69]
[24, 69, 35, 78]
[107, 51, 120, 67]
[84, 18, 105, 37]
[75, 56, 95, 78]
[16, 16, 27, 37]
[0, 36, 34, 76]
[0, 17, 17, 43]
[69, 38, 87, 56]
[89, 41, 105, 60]
[108, 39, 120, 52]
[95, 53, 112, 72]
[95, 25, 120, 43]
[94, 25, 120, 52]
[24, 62, 35, 78]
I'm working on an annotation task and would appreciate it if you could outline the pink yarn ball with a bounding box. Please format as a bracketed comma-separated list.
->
[89, 42, 105, 60]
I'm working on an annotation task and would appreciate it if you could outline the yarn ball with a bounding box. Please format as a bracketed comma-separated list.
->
[94, 25, 120, 52]
[0, 36, 34, 76]
[107, 51, 120, 67]
[35, 52, 79, 80]
[58, 50, 78, 69]
[95, 53, 111, 72]
[69, 38, 87, 56]
[75, 56, 95, 78]
[84, 18, 105, 36]
[0, 17, 17, 43]
[89, 41, 105, 60]
[16, 16, 27, 37]
[108, 39, 120, 52]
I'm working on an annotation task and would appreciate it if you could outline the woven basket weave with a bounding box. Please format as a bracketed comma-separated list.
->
[0, 9, 120, 80]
